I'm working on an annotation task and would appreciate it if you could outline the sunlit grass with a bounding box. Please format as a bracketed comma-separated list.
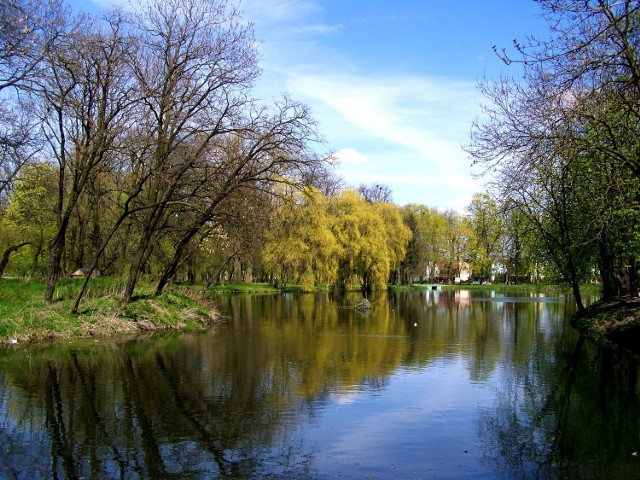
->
[0, 278, 218, 345]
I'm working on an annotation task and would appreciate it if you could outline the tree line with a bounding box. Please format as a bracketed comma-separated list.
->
[2, 0, 637, 313]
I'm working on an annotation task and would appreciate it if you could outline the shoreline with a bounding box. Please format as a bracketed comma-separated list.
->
[573, 296, 640, 354]
[1, 306, 220, 347]
[0, 278, 220, 347]
[2, 279, 623, 349]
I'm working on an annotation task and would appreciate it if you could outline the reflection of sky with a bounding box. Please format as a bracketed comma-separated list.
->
[300, 357, 498, 478]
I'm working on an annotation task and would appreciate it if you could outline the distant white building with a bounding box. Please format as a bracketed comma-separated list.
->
[454, 261, 471, 284]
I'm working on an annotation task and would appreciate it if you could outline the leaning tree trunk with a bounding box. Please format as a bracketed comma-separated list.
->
[0, 242, 31, 277]
[154, 231, 198, 296]
[122, 237, 154, 304]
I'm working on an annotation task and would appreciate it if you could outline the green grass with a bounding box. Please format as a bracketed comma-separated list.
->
[438, 282, 601, 296]
[208, 282, 280, 294]
[206, 282, 334, 294]
[0, 278, 218, 345]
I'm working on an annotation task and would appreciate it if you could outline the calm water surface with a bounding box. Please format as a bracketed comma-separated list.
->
[1, 289, 639, 479]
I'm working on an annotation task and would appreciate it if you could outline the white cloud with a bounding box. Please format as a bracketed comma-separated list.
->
[288, 73, 478, 155]
[294, 23, 345, 35]
[335, 148, 368, 165]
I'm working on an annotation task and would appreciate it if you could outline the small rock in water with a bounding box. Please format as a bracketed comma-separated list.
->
[354, 298, 372, 311]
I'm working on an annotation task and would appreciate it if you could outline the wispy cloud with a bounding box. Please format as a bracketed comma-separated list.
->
[294, 23, 344, 35]
[285, 71, 483, 208]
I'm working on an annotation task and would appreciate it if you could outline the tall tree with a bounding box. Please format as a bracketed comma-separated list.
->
[262, 186, 338, 291]
[467, 1, 640, 311]
[0, 0, 65, 207]
[120, 0, 259, 303]
[399, 206, 428, 284]
[376, 201, 411, 285]
[466, 193, 503, 281]
[440, 209, 472, 284]
[35, 10, 134, 302]
[152, 97, 324, 297]
[328, 189, 410, 291]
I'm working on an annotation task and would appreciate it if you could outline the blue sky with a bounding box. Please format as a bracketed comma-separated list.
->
[73, 0, 548, 210]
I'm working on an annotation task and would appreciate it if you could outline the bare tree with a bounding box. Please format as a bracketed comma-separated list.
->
[0, 0, 65, 204]
[36, 11, 135, 302]
[495, 0, 640, 178]
[153, 97, 323, 296]
[467, 1, 640, 310]
[119, 0, 259, 303]
[358, 183, 393, 203]
[0, 0, 65, 91]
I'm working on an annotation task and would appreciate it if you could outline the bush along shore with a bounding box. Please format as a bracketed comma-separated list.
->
[0, 278, 219, 346]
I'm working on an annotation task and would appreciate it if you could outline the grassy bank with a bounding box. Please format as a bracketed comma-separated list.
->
[208, 282, 281, 294]
[0, 278, 218, 346]
[208, 282, 333, 294]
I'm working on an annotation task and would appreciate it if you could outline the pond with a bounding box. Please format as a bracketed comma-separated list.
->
[0, 289, 639, 479]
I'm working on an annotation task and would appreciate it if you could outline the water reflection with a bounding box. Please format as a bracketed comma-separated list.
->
[0, 290, 638, 479]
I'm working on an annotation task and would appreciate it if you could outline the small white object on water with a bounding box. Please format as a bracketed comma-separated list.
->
[413, 323, 417, 327]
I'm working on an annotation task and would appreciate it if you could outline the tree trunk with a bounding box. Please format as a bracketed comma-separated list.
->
[122, 241, 151, 303]
[629, 256, 639, 297]
[29, 236, 43, 277]
[154, 228, 200, 296]
[570, 280, 585, 317]
[45, 227, 67, 302]
[71, 210, 132, 314]
[0, 242, 31, 277]
[599, 232, 617, 301]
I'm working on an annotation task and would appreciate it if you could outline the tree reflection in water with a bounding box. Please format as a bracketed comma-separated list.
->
[0, 290, 639, 479]
[479, 332, 640, 479]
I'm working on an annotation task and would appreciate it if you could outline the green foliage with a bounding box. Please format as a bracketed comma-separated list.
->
[466, 193, 503, 280]
[327, 189, 410, 290]
[299, 269, 315, 293]
[0, 163, 57, 276]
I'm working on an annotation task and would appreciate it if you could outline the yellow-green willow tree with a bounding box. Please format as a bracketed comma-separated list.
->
[262, 187, 338, 291]
[328, 189, 411, 290]
[0, 163, 58, 277]
[376, 201, 412, 284]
